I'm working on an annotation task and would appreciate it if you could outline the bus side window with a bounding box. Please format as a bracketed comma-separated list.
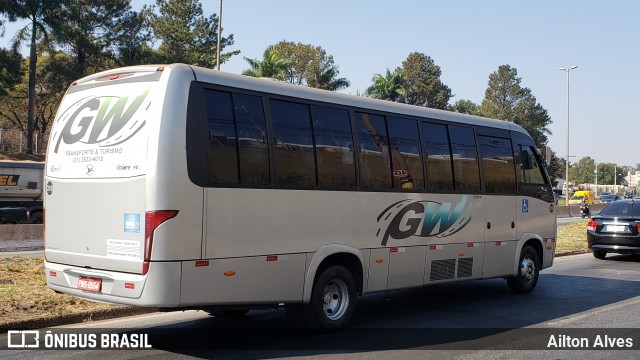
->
[203, 89, 239, 185]
[355, 112, 392, 190]
[421, 122, 454, 192]
[270, 99, 316, 188]
[387, 117, 424, 191]
[449, 125, 481, 193]
[310, 105, 356, 190]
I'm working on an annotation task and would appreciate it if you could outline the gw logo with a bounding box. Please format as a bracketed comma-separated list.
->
[377, 196, 474, 246]
[0, 175, 19, 186]
[52, 87, 150, 154]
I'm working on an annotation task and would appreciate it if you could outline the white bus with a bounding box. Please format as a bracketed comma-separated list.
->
[44, 64, 556, 329]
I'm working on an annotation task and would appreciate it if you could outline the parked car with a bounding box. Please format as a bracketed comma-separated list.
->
[0, 206, 30, 224]
[625, 192, 634, 199]
[599, 194, 620, 203]
[587, 200, 640, 259]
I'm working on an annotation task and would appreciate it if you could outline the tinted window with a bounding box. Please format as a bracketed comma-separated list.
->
[204, 90, 238, 184]
[233, 93, 270, 185]
[355, 112, 391, 190]
[449, 126, 480, 193]
[422, 122, 454, 192]
[600, 201, 640, 216]
[480, 136, 516, 194]
[270, 99, 315, 187]
[388, 117, 424, 190]
[311, 105, 356, 189]
[516, 146, 546, 185]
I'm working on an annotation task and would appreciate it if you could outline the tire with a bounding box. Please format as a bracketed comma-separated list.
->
[593, 250, 607, 260]
[287, 265, 357, 330]
[507, 245, 539, 294]
[30, 212, 43, 224]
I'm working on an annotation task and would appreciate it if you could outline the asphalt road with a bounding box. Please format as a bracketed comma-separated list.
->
[2, 253, 640, 359]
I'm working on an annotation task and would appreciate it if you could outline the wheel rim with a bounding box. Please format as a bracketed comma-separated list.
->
[520, 256, 536, 285]
[322, 278, 349, 321]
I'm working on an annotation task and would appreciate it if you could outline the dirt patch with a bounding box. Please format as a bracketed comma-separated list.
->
[0, 256, 155, 331]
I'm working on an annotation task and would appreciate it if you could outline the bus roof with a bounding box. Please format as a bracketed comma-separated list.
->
[187, 64, 529, 136]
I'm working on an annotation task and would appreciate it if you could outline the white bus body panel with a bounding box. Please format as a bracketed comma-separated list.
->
[44, 64, 556, 309]
[45, 65, 202, 296]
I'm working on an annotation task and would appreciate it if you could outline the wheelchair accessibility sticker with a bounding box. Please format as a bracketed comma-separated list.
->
[522, 199, 529, 213]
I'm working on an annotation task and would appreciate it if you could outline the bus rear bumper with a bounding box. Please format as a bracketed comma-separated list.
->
[45, 260, 182, 307]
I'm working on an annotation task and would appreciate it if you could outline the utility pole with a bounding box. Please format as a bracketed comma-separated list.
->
[216, 0, 223, 70]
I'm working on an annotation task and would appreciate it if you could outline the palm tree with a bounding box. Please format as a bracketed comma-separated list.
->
[242, 48, 290, 80]
[365, 69, 406, 102]
[307, 63, 350, 91]
[3, 0, 60, 154]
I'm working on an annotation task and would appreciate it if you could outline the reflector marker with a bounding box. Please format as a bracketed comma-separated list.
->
[195, 260, 209, 267]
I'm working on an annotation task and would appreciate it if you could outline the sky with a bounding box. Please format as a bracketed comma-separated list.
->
[2, 0, 639, 167]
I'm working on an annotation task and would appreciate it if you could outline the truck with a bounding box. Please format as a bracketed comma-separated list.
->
[0, 160, 44, 223]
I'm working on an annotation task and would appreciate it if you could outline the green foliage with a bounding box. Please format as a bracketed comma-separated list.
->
[365, 69, 405, 102]
[396, 52, 452, 109]
[270, 41, 349, 90]
[449, 99, 480, 115]
[0, 55, 65, 135]
[149, 0, 239, 68]
[547, 150, 564, 182]
[0, 48, 23, 96]
[567, 157, 624, 185]
[479, 65, 552, 146]
[306, 61, 350, 91]
[49, 0, 149, 77]
[242, 48, 290, 80]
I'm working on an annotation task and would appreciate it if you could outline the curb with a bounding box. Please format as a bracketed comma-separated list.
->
[0, 306, 158, 333]
[555, 250, 591, 257]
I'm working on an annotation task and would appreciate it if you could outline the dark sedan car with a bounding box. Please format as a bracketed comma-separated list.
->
[599, 194, 620, 203]
[0, 206, 30, 224]
[587, 199, 640, 259]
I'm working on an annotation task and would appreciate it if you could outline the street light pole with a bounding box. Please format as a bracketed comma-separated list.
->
[559, 65, 578, 205]
[216, 0, 223, 70]
[595, 160, 598, 198]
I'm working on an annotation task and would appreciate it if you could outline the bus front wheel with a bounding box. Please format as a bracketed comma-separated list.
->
[507, 245, 539, 294]
[287, 265, 356, 330]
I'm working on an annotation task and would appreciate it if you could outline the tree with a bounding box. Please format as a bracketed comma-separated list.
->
[306, 62, 350, 91]
[546, 150, 564, 182]
[569, 156, 595, 184]
[149, 0, 239, 68]
[396, 52, 452, 109]
[0, 55, 67, 138]
[0, 48, 23, 96]
[365, 69, 405, 102]
[270, 41, 349, 90]
[50, 0, 152, 78]
[449, 99, 480, 115]
[2, 0, 60, 154]
[479, 65, 552, 146]
[242, 48, 289, 80]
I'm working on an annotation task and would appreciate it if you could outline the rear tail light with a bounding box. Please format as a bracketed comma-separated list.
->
[636, 223, 640, 231]
[143, 210, 179, 274]
[587, 220, 597, 231]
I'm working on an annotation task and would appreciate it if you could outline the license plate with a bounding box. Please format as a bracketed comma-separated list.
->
[606, 225, 625, 232]
[77, 277, 102, 292]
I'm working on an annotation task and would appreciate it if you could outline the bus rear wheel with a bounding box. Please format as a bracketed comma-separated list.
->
[287, 265, 356, 330]
[507, 245, 539, 294]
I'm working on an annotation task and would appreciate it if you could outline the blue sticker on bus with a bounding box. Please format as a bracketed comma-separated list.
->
[124, 213, 141, 233]
[522, 199, 529, 213]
